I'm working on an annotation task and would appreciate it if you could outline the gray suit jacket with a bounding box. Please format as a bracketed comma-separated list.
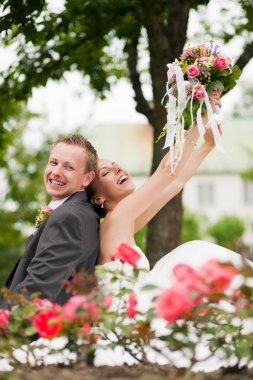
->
[0, 191, 99, 307]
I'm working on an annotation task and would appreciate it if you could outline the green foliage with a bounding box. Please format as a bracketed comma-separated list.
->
[0, 210, 24, 288]
[135, 210, 206, 247]
[0, 105, 53, 286]
[182, 209, 206, 243]
[240, 148, 253, 180]
[135, 225, 147, 253]
[208, 215, 245, 250]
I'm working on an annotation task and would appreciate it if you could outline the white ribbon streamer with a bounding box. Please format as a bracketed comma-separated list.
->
[204, 93, 225, 153]
[196, 99, 205, 137]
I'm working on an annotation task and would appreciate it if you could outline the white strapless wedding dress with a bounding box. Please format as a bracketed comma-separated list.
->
[95, 240, 252, 371]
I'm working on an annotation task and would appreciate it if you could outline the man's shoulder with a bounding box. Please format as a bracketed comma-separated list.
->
[52, 193, 99, 221]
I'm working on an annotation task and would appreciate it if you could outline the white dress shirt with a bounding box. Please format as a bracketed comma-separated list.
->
[48, 196, 70, 210]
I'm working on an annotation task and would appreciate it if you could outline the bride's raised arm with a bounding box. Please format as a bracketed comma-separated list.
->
[132, 91, 221, 231]
[98, 92, 221, 260]
[134, 118, 220, 232]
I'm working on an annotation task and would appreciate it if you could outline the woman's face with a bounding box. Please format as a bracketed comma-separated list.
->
[93, 159, 135, 205]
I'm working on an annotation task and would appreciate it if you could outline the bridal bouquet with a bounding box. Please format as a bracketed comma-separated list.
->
[160, 40, 241, 172]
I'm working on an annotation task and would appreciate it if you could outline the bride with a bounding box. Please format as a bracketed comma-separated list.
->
[87, 89, 243, 273]
[86, 90, 250, 368]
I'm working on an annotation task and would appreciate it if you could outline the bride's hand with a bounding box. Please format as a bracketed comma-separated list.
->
[201, 87, 222, 124]
[209, 87, 222, 112]
[204, 121, 222, 148]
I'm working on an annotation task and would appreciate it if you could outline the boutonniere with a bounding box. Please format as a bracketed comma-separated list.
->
[35, 205, 53, 228]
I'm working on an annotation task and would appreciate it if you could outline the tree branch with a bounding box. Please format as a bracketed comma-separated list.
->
[126, 40, 155, 125]
[235, 41, 253, 70]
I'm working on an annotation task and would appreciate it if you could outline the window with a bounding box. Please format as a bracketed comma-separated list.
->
[197, 183, 214, 205]
[244, 181, 253, 204]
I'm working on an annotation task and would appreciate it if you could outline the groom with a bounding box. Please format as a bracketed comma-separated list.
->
[0, 134, 99, 308]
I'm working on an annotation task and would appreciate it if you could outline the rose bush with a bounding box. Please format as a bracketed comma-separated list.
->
[0, 243, 253, 370]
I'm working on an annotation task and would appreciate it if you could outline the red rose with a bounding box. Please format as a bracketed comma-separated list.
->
[33, 308, 62, 338]
[186, 65, 200, 78]
[111, 243, 141, 268]
[213, 56, 230, 70]
[0, 309, 10, 332]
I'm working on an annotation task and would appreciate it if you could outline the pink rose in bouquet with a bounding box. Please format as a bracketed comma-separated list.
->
[193, 84, 206, 99]
[186, 64, 200, 78]
[213, 56, 230, 70]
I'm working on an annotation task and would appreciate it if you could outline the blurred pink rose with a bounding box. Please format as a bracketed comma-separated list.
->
[213, 56, 230, 70]
[186, 65, 200, 78]
[0, 309, 10, 332]
[82, 301, 100, 321]
[173, 264, 208, 301]
[62, 295, 87, 321]
[155, 285, 194, 323]
[80, 322, 91, 335]
[126, 294, 138, 318]
[173, 264, 198, 283]
[111, 243, 141, 268]
[103, 296, 113, 309]
[33, 298, 54, 310]
[198, 259, 238, 295]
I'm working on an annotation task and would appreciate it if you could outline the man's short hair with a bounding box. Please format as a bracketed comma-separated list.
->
[53, 134, 98, 172]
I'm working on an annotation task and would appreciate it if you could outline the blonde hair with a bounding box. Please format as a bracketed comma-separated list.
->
[53, 134, 98, 172]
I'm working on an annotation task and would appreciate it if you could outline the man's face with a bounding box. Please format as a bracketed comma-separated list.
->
[44, 142, 93, 200]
